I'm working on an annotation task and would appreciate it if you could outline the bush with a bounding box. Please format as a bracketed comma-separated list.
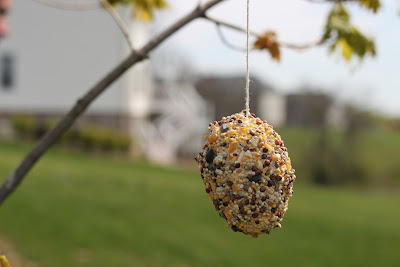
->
[10, 115, 132, 154]
[11, 114, 36, 139]
[78, 124, 131, 153]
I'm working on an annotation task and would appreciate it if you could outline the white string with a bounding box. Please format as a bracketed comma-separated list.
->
[245, 0, 250, 117]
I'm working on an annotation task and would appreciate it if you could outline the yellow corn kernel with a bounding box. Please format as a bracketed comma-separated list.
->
[232, 183, 240, 193]
[228, 155, 239, 162]
[228, 143, 238, 154]
[208, 133, 218, 143]
[225, 210, 233, 219]
[264, 143, 273, 151]
[286, 160, 292, 171]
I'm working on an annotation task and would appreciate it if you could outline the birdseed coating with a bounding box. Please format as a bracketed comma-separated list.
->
[195, 111, 296, 238]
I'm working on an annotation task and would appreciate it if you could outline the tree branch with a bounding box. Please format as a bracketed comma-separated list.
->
[215, 23, 247, 52]
[99, 0, 134, 50]
[205, 15, 260, 38]
[32, 0, 100, 10]
[204, 15, 323, 50]
[0, 0, 226, 206]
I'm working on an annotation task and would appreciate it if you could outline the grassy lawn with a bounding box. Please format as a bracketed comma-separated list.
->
[278, 127, 400, 187]
[0, 139, 399, 266]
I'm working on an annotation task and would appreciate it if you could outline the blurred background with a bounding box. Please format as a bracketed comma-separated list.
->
[0, 0, 399, 266]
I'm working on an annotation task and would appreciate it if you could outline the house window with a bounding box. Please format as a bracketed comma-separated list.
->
[1, 54, 13, 90]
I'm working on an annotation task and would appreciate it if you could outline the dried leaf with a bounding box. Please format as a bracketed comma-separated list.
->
[254, 32, 281, 62]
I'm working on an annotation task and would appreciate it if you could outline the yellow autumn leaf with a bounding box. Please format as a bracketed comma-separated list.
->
[323, 3, 376, 62]
[359, 0, 381, 13]
[131, 0, 168, 21]
[134, 6, 153, 21]
[106, 0, 168, 22]
[337, 38, 353, 61]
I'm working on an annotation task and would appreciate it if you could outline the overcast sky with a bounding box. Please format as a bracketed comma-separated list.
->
[150, 0, 400, 117]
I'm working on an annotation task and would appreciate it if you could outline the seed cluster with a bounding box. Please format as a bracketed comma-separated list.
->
[195, 111, 296, 238]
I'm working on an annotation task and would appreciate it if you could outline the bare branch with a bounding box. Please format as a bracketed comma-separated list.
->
[215, 23, 247, 52]
[205, 15, 260, 37]
[0, 0, 226, 205]
[33, 0, 100, 10]
[204, 15, 323, 50]
[280, 38, 323, 50]
[99, 0, 134, 50]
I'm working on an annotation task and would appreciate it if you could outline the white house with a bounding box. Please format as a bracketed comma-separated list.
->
[0, 1, 212, 162]
[257, 90, 286, 127]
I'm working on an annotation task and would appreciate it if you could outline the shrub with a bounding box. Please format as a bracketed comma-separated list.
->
[11, 114, 36, 139]
[10, 115, 132, 154]
[77, 124, 131, 153]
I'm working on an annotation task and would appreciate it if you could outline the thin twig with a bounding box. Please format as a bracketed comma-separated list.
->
[99, 0, 134, 50]
[0, 0, 226, 205]
[33, 0, 100, 10]
[215, 24, 247, 52]
[280, 38, 323, 50]
[205, 15, 260, 37]
[204, 14, 323, 50]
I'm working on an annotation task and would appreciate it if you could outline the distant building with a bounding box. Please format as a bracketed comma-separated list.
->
[286, 91, 346, 128]
[195, 76, 286, 127]
[0, 1, 211, 162]
[0, 1, 151, 133]
[257, 90, 286, 127]
[326, 102, 347, 129]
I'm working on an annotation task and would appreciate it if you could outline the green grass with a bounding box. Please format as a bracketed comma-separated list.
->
[277, 127, 400, 187]
[0, 140, 400, 266]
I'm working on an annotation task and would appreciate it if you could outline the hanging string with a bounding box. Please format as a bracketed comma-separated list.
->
[245, 0, 250, 117]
